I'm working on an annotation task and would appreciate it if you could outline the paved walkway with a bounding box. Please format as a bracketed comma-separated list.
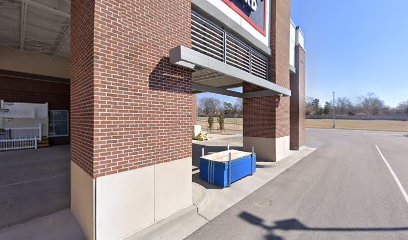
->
[0, 145, 70, 230]
[131, 133, 315, 240]
[0, 209, 84, 240]
[186, 129, 408, 240]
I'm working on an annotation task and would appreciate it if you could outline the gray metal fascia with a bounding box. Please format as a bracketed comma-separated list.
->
[169, 47, 195, 69]
[170, 46, 291, 97]
[193, 83, 243, 98]
[244, 90, 283, 98]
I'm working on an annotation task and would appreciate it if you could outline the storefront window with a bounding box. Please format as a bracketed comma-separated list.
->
[49, 110, 69, 137]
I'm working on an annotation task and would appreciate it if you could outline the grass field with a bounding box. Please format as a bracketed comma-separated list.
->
[197, 117, 243, 131]
[197, 117, 408, 132]
[305, 119, 408, 132]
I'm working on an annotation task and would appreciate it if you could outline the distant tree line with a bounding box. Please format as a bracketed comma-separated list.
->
[197, 97, 243, 132]
[196, 93, 408, 119]
[198, 97, 243, 118]
[306, 93, 408, 116]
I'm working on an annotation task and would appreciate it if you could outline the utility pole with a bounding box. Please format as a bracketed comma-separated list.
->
[332, 91, 336, 129]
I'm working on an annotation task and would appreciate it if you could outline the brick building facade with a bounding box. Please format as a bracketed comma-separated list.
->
[0, 71, 70, 144]
[243, 0, 292, 161]
[71, 1, 194, 239]
[290, 43, 306, 150]
[0, 74, 69, 111]
[0, 0, 305, 239]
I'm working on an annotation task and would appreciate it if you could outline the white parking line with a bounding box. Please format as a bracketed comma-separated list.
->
[375, 145, 408, 205]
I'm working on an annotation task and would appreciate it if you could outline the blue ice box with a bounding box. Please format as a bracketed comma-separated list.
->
[200, 150, 256, 188]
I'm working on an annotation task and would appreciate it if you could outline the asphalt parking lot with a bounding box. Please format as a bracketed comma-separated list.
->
[187, 128, 408, 240]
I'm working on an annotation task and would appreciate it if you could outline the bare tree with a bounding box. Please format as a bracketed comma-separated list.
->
[397, 100, 408, 115]
[336, 97, 355, 115]
[304, 94, 406, 117]
[357, 93, 387, 116]
[305, 97, 322, 115]
[233, 98, 243, 117]
[199, 97, 221, 116]
[305, 97, 314, 115]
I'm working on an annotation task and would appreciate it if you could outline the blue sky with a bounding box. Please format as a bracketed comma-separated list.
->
[198, 0, 408, 107]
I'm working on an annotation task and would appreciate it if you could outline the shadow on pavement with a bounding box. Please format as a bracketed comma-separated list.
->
[239, 211, 408, 240]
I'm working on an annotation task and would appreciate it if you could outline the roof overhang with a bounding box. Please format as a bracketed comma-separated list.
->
[0, 0, 71, 59]
[169, 45, 291, 97]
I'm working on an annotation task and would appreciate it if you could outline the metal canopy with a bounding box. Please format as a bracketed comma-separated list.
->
[170, 45, 291, 97]
[193, 82, 243, 98]
[0, 0, 71, 59]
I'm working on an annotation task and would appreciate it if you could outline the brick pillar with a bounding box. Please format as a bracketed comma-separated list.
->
[290, 44, 306, 150]
[243, 0, 291, 162]
[70, 0, 192, 239]
[192, 94, 197, 124]
[70, 1, 95, 239]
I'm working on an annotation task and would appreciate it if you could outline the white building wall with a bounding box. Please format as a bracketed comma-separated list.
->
[290, 22, 296, 67]
[296, 28, 305, 49]
[0, 101, 49, 136]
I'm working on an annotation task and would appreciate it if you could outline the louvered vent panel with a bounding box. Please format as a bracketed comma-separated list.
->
[192, 11, 268, 80]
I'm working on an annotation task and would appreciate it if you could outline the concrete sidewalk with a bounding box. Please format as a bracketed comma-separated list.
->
[0, 145, 70, 230]
[0, 133, 315, 240]
[195, 146, 316, 221]
[0, 209, 84, 240]
[128, 138, 316, 240]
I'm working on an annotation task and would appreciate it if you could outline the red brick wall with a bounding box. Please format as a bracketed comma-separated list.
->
[290, 45, 306, 149]
[243, 83, 278, 138]
[0, 75, 69, 110]
[71, 0, 95, 176]
[71, 0, 192, 178]
[244, 0, 291, 139]
[272, 0, 291, 138]
[192, 95, 197, 124]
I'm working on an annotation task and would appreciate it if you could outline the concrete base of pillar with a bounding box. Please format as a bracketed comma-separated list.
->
[71, 157, 192, 240]
[71, 162, 95, 240]
[243, 136, 290, 162]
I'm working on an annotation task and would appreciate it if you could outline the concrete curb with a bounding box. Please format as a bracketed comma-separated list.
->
[125, 206, 207, 240]
[126, 147, 317, 240]
[126, 183, 210, 240]
[192, 182, 208, 208]
[195, 146, 317, 221]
